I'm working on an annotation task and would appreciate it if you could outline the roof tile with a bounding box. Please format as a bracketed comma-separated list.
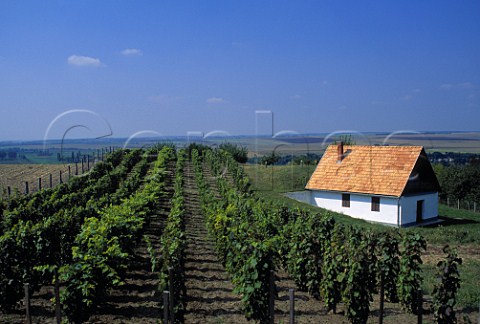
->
[305, 145, 424, 196]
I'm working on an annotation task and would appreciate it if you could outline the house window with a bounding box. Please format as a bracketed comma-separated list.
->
[371, 196, 380, 212]
[342, 193, 350, 207]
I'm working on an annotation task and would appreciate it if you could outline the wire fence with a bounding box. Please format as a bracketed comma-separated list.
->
[439, 197, 480, 213]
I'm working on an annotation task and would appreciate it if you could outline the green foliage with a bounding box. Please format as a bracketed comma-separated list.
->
[434, 163, 480, 202]
[193, 148, 277, 323]
[343, 231, 372, 324]
[321, 223, 346, 313]
[281, 212, 333, 299]
[377, 231, 400, 302]
[219, 142, 248, 163]
[58, 146, 175, 321]
[432, 245, 462, 324]
[259, 152, 280, 166]
[158, 150, 186, 322]
[398, 232, 426, 314]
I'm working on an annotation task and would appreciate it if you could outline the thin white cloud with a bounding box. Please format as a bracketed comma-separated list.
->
[121, 48, 143, 56]
[440, 82, 476, 90]
[291, 94, 302, 100]
[206, 97, 227, 104]
[67, 55, 103, 67]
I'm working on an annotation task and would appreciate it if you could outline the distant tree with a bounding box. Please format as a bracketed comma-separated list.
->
[219, 143, 248, 163]
[0, 151, 6, 160]
[434, 164, 480, 202]
[259, 152, 280, 166]
[334, 134, 356, 145]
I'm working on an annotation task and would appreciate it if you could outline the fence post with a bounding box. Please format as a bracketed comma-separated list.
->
[87, 155, 90, 170]
[59, 170, 63, 184]
[50, 174, 53, 188]
[269, 270, 275, 324]
[38, 177, 42, 190]
[25, 181, 29, 194]
[417, 288, 422, 324]
[54, 268, 61, 324]
[7, 186, 11, 197]
[75, 163, 78, 176]
[289, 288, 295, 324]
[68, 165, 71, 178]
[474, 202, 477, 213]
[81, 159, 84, 173]
[379, 274, 384, 324]
[457, 199, 460, 210]
[24, 283, 31, 324]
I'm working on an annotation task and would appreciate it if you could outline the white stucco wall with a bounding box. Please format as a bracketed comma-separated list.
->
[311, 191, 400, 225]
[399, 192, 438, 225]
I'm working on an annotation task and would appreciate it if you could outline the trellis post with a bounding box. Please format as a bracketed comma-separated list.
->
[24, 283, 31, 324]
[289, 288, 295, 324]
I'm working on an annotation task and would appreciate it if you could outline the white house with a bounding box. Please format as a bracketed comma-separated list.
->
[305, 143, 441, 227]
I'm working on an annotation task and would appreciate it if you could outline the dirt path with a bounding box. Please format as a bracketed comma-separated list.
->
[183, 161, 248, 324]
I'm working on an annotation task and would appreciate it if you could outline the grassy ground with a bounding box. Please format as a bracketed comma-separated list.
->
[243, 163, 480, 310]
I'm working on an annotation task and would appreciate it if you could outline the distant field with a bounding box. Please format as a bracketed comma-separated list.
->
[0, 163, 76, 196]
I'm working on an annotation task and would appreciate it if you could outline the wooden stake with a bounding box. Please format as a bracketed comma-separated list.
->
[379, 274, 384, 324]
[163, 291, 170, 324]
[38, 177, 42, 190]
[54, 268, 61, 324]
[60, 170, 63, 184]
[289, 288, 295, 324]
[50, 173, 53, 188]
[169, 267, 174, 324]
[7, 186, 11, 197]
[417, 288, 422, 324]
[269, 270, 275, 324]
[25, 181, 29, 194]
[24, 283, 31, 324]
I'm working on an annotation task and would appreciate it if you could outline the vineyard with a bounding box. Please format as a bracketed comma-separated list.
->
[0, 164, 78, 197]
[0, 145, 471, 323]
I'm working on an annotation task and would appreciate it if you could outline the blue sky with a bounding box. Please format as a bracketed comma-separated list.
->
[1, 1, 479, 141]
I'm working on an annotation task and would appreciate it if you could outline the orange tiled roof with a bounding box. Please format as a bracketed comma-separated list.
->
[305, 145, 424, 197]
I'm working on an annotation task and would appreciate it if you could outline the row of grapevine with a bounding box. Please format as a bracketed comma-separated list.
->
[192, 149, 276, 322]
[0, 148, 148, 311]
[59, 145, 176, 321]
[194, 148, 432, 324]
[158, 149, 186, 323]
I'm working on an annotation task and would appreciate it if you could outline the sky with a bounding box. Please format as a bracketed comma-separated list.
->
[1, 1, 479, 141]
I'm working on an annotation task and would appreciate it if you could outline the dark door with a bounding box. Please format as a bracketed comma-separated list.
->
[416, 200, 424, 223]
